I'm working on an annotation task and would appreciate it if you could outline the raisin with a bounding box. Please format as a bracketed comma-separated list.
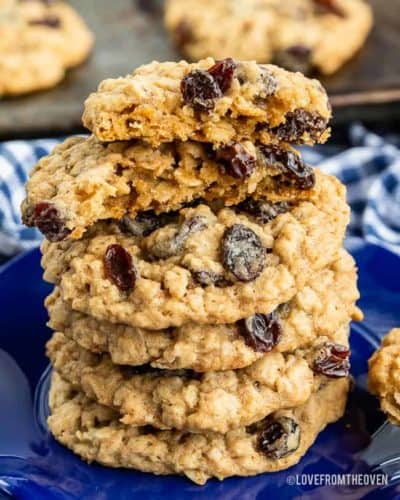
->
[273, 46, 313, 74]
[32, 202, 70, 242]
[221, 224, 266, 282]
[121, 213, 160, 237]
[104, 244, 137, 293]
[313, 0, 346, 17]
[259, 67, 278, 97]
[191, 270, 230, 287]
[121, 211, 177, 237]
[29, 16, 61, 28]
[216, 143, 256, 178]
[181, 58, 236, 111]
[271, 109, 328, 144]
[260, 144, 315, 190]
[181, 70, 222, 111]
[150, 216, 207, 259]
[257, 417, 301, 459]
[239, 312, 282, 352]
[208, 58, 237, 93]
[313, 342, 350, 378]
[174, 19, 194, 47]
[236, 198, 291, 224]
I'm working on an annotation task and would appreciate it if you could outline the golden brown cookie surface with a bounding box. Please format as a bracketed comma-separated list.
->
[41, 173, 349, 329]
[48, 373, 350, 484]
[82, 58, 331, 146]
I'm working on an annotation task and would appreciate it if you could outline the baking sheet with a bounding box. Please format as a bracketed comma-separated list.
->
[0, 0, 399, 139]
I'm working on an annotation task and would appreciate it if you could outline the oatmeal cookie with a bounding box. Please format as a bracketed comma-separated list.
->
[0, 0, 93, 96]
[165, 0, 373, 75]
[82, 58, 331, 146]
[368, 329, 400, 425]
[22, 135, 319, 241]
[47, 330, 350, 433]
[46, 249, 361, 371]
[48, 373, 350, 484]
[41, 173, 349, 329]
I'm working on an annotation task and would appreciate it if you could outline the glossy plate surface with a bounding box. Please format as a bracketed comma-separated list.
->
[0, 239, 400, 499]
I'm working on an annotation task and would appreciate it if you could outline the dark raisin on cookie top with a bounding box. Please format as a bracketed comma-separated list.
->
[256, 416, 301, 459]
[181, 70, 223, 111]
[181, 58, 283, 113]
[27, 201, 70, 242]
[313, 342, 350, 378]
[104, 244, 137, 293]
[121, 211, 178, 238]
[260, 144, 316, 190]
[149, 216, 207, 259]
[181, 58, 237, 111]
[221, 224, 266, 282]
[191, 270, 230, 287]
[208, 58, 237, 93]
[239, 312, 282, 353]
[236, 198, 291, 224]
[270, 109, 329, 144]
[215, 142, 256, 178]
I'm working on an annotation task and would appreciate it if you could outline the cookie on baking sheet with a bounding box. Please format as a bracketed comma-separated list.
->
[48, 372, 350, 484]
[165, 0, 373, 75]
[368, 328, 400, 425]
[46, 249, 361, 371]
[40, 173, 349, 329]
[22, 135, 319, 241]
[0, 0, 93, 96]
[82, 58, 331, 146]
[47, 328, 350, 433]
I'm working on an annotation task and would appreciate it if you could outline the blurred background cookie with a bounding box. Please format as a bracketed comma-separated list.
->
[165, 0, 373, 75]
[0, 0, 94, 96]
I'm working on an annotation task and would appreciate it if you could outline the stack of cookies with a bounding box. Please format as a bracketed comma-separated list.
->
[22, 58, 361, 484]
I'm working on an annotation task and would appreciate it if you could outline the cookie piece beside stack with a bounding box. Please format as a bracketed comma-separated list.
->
[369, 328, 400, 425]
[22, 58, 361, 484]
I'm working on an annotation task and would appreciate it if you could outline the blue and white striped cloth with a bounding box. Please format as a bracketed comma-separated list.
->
[0, 138, 60, 259]
[0, 124, 399, 261]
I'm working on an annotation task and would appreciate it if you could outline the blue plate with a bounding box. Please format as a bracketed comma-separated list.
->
[1, 239, 400, 499]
